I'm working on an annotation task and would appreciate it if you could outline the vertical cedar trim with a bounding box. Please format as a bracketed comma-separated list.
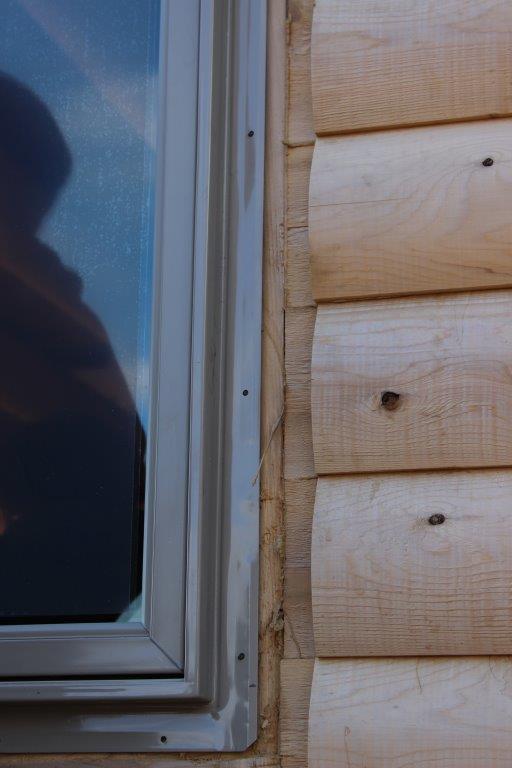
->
[258, 0, 286, 754]
[281, 3, 317, 768]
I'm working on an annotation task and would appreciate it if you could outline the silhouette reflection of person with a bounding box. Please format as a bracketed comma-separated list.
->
[0, 73, 144, 621]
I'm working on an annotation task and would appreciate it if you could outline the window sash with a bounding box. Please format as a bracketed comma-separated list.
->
[0, 0, 198, 682]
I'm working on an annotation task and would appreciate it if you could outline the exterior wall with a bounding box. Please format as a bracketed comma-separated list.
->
[306, 1, 512, 766]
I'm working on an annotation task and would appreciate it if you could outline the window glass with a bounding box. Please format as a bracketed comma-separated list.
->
[0, 0, 160, 622]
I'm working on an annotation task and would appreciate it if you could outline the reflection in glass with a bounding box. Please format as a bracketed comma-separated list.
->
[0, 1, 160, 622]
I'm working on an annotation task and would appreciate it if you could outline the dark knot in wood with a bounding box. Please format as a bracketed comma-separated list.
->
[482, 157, 494, 167]
[428, 513, 446, 526]
[381, 391, 400, 411]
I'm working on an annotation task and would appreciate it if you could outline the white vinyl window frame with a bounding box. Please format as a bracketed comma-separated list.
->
[0, 0, 265, 752]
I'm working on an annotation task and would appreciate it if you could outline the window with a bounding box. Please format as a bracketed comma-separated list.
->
[0, 0, 265, 752]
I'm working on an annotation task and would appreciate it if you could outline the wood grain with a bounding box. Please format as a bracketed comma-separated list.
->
[284, 307, 315, 481]
[288, 0, 315, 147]
[311, 0, 512, 135]
[284, 478, 316, 659]
[284, 0, 316, 707]
[280, 659, 314, 768]
[310, 120, 512, 302]
[2, 757, 279, 768]
[286, 228, 314, 309]
[312, 290, 512, 474]
[313, 470, 512, 656]
[309, 657, 512, 768]
[287, 146, 313, 229]
[258, 0, 286, 750]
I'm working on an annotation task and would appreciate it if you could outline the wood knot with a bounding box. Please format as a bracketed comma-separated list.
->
[482, 157, 494, 167]
[381, 391, 400, 411]
[428, 513, 446, 526]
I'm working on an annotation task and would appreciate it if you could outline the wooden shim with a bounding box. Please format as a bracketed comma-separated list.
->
[309, 657, 512, 768]
[280, 659, 314, 768]
[312, 290, 512, 474]
[287, 145, 312, 229]
[313, 470, 512, 656]
[288, 0, 315, 147]
[285, 307, 316, 481]
[284, 478, 316, 659]
[310, 119, 512, 302]
[286, 228, 315, 309]
[311, 0, 512, 136]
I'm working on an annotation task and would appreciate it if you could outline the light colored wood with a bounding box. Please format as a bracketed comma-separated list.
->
[287, 145, 313, 229]
[284, 0, 316, 676]
[312, 290, 512, 474]
[258, 0, 286, 751]
[311, 0, 512, 136]
[306, 1, 512, 765]
[284, 306, 315, 481]
[285, 306, 314, 387]
[310, 119, 512, 302]
[285, 477, 316, 568]
[309, 657, 512, 768]
[2, 757, 279, 768]
[284, 563, 314, 660]
[286, 227, 315, 309]
[313, 470, 512, 656]
[282, 6, 314, 768]
[284, 380, 313, 481]
[284, 478, 316, 659]
[287, 0, 315, 147]
[280, 659, 314, 768]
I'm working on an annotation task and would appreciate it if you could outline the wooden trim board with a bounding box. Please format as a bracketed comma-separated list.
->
[310, 119, 512, 302]
[280, 659, 314, 768]
[309, 657, 512, 768]
[312, 290, 512, 474]
[258, 0, 287, 752]
[312, 0, 512, 135]
[313, 470, 512, 656]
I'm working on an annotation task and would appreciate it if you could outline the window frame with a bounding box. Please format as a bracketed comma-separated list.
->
[0, 0, 194, 682]
[0, 0, 265, 751]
